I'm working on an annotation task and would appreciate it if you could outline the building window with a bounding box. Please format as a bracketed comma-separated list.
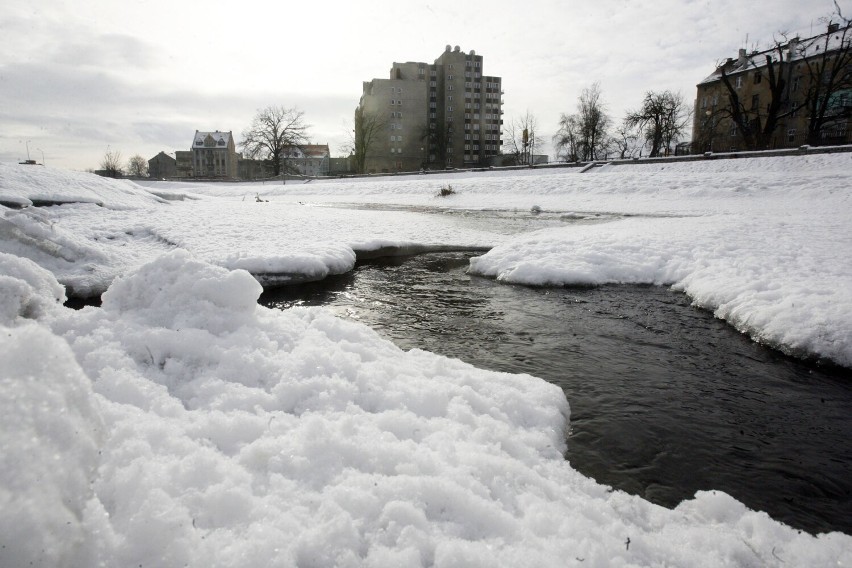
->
[729, 122, 738, 136]
[735, 76, 743, 89]
[787, 128, 796, 142]
[751, 94, 760, 110]
[754, 72, 762, 84]
[448, 106, 453, 112]
[448, 85, 453, 91]
[448, 95, 453, 102]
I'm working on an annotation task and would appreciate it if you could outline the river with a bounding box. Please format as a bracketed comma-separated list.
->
[260, 250, 852, 535]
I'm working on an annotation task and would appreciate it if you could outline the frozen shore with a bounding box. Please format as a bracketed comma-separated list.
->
[1, 155, 851, 565]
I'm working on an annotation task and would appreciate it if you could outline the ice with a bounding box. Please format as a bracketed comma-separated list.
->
[1, 156, 851, 565]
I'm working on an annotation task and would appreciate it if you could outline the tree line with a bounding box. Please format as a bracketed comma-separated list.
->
[503, 83, 691, 165]
[507, 6, 851, 162]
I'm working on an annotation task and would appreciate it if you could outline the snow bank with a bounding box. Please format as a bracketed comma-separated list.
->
[0, 162, 166, 209]
[468, 210, 852, 367]
[1, 251, 847, 566]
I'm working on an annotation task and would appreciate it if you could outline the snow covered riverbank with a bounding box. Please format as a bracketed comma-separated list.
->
[1, 155, 851, 565]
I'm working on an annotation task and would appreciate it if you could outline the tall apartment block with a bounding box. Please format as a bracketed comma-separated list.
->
[357, 45, 503, 173]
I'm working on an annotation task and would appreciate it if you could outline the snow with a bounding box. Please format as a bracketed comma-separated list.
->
[1, 155, 852, 565]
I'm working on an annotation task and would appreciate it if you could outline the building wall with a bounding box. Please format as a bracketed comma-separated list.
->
[148, 152, 176, 179]
[175, 151, 193, 178]
[360, 68, 429, 173]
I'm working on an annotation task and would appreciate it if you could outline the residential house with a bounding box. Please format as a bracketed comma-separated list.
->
[280, 144, 330, 177]
[693, 22, 851, 152]
[148, 151, 176, 179]
[191, 130, 238, 178]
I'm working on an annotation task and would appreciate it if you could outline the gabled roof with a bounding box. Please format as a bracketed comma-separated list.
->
[699, 23, 851, 85]
[192, 130, 233, 148]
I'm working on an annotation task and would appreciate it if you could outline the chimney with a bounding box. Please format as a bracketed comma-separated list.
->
[737, 48, 747, 66]
[787, 37, 799, 61]
[828, 22, 840, 34]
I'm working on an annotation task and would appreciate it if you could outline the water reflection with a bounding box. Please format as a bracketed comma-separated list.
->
[260, 252, 852, 535]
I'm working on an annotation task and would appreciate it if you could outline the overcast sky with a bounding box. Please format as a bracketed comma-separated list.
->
[1, 0, 844, 170]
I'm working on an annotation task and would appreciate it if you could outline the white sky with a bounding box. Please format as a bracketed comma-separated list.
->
[0, 0, 842, 170]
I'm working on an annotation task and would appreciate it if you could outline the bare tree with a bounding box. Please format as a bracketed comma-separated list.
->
[353, 106, 387, 174]
[553, 114, 582, 162]
[800, 8, 852, 145]
[127, 154, 149, 178]
[240, 106, 310, 177]
[503, 111, 544, 165]
[625, 90, 691, 157]
[100, 147, 123, 178]
[610, 123, 641, 159]
[717, 41, 796, 150]
[554, 82, 611, 161]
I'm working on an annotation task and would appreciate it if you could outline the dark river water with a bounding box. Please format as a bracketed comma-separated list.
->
[260, 251, 852, 535]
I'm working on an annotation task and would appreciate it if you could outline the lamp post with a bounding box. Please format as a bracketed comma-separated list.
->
[37, 148, 45, 166]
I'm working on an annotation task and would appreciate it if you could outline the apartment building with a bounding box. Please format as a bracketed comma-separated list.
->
[357, 45, 503, 173]
[693, 22, 851, 152]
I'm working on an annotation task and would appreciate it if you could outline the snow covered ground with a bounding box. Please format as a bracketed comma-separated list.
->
[1, 155, 851, 566]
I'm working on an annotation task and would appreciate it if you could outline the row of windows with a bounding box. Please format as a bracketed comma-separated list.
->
[390, 111, 402, 118]
[729, 73, 803, 90]
[443, 142, 500, 154]
[390, 135, 403, 142]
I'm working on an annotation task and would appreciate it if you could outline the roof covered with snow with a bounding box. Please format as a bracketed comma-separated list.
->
[698, 23, 851, 85]
[282, 144, 330, 159]
[192, 130, 233, 149]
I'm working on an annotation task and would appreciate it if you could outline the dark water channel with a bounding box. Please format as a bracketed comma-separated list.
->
[260, 251, 852, 535]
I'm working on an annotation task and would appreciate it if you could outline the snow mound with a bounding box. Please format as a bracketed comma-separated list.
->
[0, 162, 166, 209]
[101, 249, 262, 334]
[0, 252, 65, 324]
[0, 324, 106, 567]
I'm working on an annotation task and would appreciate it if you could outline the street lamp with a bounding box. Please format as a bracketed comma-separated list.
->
[37, 148, 45, 166]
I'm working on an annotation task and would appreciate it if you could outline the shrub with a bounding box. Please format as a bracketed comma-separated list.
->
[437, 184, 456, 197]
